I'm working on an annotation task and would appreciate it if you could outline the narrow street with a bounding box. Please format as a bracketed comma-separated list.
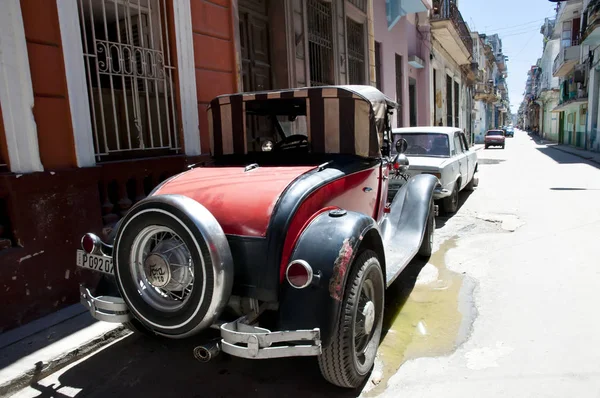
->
[10, 129, 600, 398]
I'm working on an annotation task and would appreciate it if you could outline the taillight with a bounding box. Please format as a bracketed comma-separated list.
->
[286, 260, 313, 289]
[81, 233, 100, 254]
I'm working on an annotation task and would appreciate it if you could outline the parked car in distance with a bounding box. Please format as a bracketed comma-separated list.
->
[505, 126, 514, 137]
[485, 129, 506, 149]
[388, 127, 479, 214]
[75, 85, 438, 389]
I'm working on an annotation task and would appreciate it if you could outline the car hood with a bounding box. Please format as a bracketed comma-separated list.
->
[152, 166, 316, 237]
[405, 156, 451, 170]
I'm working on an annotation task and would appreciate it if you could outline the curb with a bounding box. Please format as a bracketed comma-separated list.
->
[531, 134, 600, 165]
[0, 326, 130, 397]
[545, 144, 600, 166]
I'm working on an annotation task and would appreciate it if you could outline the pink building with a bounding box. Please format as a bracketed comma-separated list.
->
[373, 0, 432, 127]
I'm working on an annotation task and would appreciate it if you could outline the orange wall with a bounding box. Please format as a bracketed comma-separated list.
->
[191, 0, 238, 154]
[20, 0, 77, 170]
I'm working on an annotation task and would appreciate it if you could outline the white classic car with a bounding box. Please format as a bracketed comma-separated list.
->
[388, 127, 479, 214]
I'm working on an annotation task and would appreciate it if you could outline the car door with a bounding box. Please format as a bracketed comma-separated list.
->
[459, 132, 475, 182]
[452, 132, 468, 190]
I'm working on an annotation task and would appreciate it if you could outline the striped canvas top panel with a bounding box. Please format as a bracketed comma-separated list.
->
[207, 86, 390, 158]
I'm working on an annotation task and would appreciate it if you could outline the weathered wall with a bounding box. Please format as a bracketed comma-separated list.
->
[191, 0, 238, 155]
[373, 4, 431, 127]
[20, 0, 77, 169]
[0, 170, 102, 332]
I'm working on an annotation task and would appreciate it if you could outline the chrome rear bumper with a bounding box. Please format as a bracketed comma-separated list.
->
[80, 285, 132, 323]
[80, 285, 322, 359]
[220, 319, 321, 359]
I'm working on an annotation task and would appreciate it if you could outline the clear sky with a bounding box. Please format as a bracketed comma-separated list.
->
[457, 0, 559, 114]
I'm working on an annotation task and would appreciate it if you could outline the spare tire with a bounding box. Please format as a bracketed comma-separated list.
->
[113, 194, 233, 338]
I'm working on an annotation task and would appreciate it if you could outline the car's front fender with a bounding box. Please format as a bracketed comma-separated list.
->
[277, 209, 382, 347]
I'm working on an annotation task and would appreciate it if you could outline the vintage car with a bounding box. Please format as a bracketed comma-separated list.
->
[485, 129, 506, 149]
[76, 86, 438, 388]
[505, 126, 514, 138]
[387, 127, 478, 214]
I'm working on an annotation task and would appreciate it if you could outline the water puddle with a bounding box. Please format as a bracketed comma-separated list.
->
[364, 238, 477, 396]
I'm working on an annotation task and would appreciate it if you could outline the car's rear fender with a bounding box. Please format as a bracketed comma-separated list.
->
[277, 210, 382, 347]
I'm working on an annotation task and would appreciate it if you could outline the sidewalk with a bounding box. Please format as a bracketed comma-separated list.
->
[533, 135, 600, 165]
[0, 304, 129, 397]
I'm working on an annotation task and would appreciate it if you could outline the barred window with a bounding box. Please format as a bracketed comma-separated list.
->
[347, 18, 365, 85]
[307, 0, 335, 86]
[78, 0, 180, 161]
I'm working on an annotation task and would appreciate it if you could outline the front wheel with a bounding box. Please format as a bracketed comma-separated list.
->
[318, 250, 384, 388]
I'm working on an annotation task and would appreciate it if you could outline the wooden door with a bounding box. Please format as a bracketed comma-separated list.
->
[239, 0, 271, 92]
[239, 0, 272, 150]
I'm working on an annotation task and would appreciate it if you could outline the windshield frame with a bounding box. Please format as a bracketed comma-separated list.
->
[391, 132, 451, 158]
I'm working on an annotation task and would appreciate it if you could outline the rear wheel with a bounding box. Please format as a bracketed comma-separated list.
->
[114, 198, 233, 339]
[318, 250, 384, 388]
[442, 182, 459, 214]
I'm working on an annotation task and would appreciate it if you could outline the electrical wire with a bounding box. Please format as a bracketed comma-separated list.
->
[482, 15, 556, 33]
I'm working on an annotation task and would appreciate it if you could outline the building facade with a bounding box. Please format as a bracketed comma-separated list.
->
[472, 32, 502, 143]
[373, 0, 432, 127]
[551, 0, 588, 147]
[429, 0, 475, 140]
[538, 18, 561, 142]
[581, 0, 600, 151]
[0, 0, 376, 332]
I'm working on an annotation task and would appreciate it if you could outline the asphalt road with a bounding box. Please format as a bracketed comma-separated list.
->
[11, 130, 600, 397]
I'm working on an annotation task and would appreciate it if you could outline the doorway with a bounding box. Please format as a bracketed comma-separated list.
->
[446, 75, 452, 126]
[395, 54, 403, 127]
[409, 78, 417, 126]
[558, 112, 565, 143]
[239, 0, 272, 92]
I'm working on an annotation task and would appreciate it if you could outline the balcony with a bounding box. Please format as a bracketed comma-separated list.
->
[553, 44, 581, 77]
[556, 0, 584, 25]
[497, 77, 508, 93]
[431, 0, 473, 65]
[460, 62, 479, 83]
[474, 83, 501, 103]
[496, 54, 507, 72]
[582, 0, 600, 45]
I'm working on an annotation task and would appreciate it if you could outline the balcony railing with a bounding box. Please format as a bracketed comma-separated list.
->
[431, 0, 473, 58]
[553, 43, 581, 76]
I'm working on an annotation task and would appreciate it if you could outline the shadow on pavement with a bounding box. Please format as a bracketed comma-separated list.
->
[535, 147, 600, 169]
[24, 261, 428, 398]
[435, 189, 473, 229]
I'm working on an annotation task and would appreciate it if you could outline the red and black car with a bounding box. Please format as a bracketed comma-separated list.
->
[77, 86, 437, 388]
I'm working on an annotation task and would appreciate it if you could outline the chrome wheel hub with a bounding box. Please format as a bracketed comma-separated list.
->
[144, 253, 171, 288]
[130, 226, 195, 312]
[362, 301, 375, 335]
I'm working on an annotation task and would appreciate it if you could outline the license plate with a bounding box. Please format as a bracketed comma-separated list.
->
[76, 250, 114, 275]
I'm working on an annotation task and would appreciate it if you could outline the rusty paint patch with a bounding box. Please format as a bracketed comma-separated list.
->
[329, 237, 355, 301]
